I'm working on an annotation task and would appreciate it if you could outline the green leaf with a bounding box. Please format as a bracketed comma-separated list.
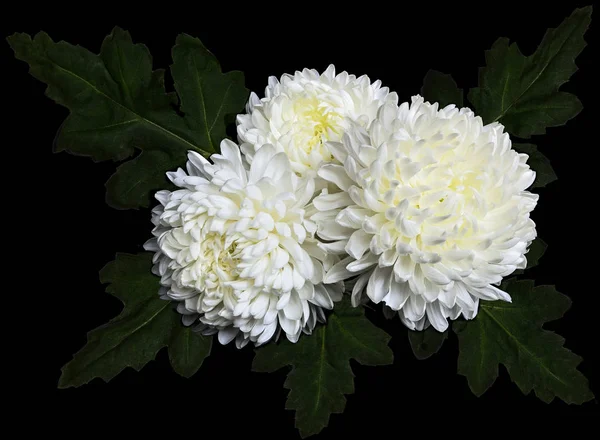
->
[408, 327, 448, 360]
[526, 238, 547, 269]
[58, 253, 211, 387]
[454, 279, 593, 404]
[468, 6, 592, 138]
[8, 28, 248, 209]
[421, 70, 463, 107]
[168, 325, 212, 378]
[171, 34, 248, 153]
[104, 150, 179, 209]
[7, 28, 198, 160]
[514, 143, 558, 189]
[58, 253, 174, 388]
[253, 297, 393, 438]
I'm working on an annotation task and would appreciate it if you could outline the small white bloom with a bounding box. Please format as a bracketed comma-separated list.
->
[237, 65, 397, 178]
[313, 96, 538, 332]
[145, 140, 343, 348]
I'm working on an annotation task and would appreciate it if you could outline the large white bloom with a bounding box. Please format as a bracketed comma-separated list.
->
[145, 140, 343, 348]
[313, 96, 538, 332]
[237, 65, 397, 178]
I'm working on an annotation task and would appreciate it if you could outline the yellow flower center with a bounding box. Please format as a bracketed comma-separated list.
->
[294, 97, 341, 154]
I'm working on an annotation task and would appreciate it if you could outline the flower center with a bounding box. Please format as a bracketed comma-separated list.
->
[173, 232, 245, 292]
[294, 97, 341, 154]
[207, 234, 243, 280]
[216, 240, 241, 274]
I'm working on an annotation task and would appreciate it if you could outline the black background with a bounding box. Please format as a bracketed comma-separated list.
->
[6, 2, 598, 435]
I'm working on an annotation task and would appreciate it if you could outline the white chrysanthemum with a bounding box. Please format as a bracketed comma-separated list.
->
[237, 65, 397, 178]
[313, 96, 538, 332]
[145, 140, 343, 348]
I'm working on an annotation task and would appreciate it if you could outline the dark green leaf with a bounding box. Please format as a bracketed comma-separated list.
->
[58, 253, 212, 387]
[526, 238, 547, 269]
[514, 143, 558, 189]
[169, 325, 212, 378]
[8, 28, 248, 209]
[105, 150, 179, 209]
[408, 327, 448, 360]
[58, 253, 175, 388]
[468, 6, 592, 138]
[454, 279, 593, 404]
[171, 34, 248, 153]
[8, 28, 200, 160]
[421, 70, 463, 107]
[253, 297, 393, 438]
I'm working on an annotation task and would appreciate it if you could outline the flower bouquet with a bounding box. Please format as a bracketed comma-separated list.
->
[11, 5, 595, 436]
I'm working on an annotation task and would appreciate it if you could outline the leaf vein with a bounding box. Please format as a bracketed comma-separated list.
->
[332, 316, 381, 356]
[313, 328, 326, 415]
[492, 23, 581, 122]
[191, 55, 215, 152]
[86, 299, 170, 371]
[52, 62, 210, 156]
[481, 306, 567, 387]
[115, 40, 134, 107]
[63, 118, 139, 133]
[208, 82, 232, 134]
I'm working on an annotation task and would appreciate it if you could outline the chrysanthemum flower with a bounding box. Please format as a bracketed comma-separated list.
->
[237, 65, 397, 178]
[313, 96, 538, 332]
[145, 140, 343, 348]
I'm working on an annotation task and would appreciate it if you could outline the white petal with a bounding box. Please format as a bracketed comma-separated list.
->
[336, 207, 369, 229]
[264, 152, 291, 182]
[311, 284, 334, 309]
[324, 256, 354, 283]
[317, 220, 354, 241]
[313, 191, 354, 211]
[421, 264, 451, 286]
[404, 294, 426, 322]
[426, 301, 449, 332]
[283, 291, 303, 320]
[187, 151, 210, 177]
[318, 164, 354, 191]
[366, 265, 393, 303]
[219, 139, 245, 176]
[298, 282, 315, 300]
[347, 252, 378, 272]
[249, 145, 277, 183]
[217, 327, 239, 345]
[279, 312, 301, 337]
[468, 285, 511, 302]
[276, 291, 291, 309]
[351, 271, 372, 307]
[318, 240, 348, 255]
[383, 280, 411, 310]
[393, 256, 415, 282]
[257, 321, 278, 345]
[345, 229, 372, 260]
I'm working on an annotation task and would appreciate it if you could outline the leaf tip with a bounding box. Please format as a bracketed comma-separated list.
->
[573, 387, 595, 405]
[576, 4, 593, 17]
[107, 26, 132, 42]
[57, 367, 77, 389]
[170, 366, 195, 379]
[468, 382, 492, 398]
[6, 32, 32, 54]
[174, 33, 206, 48]
[56, 376, 69, 389]
[6, 31, 27, 45]
[172, 33, 218, 70]
[298, 428, 318, 439]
